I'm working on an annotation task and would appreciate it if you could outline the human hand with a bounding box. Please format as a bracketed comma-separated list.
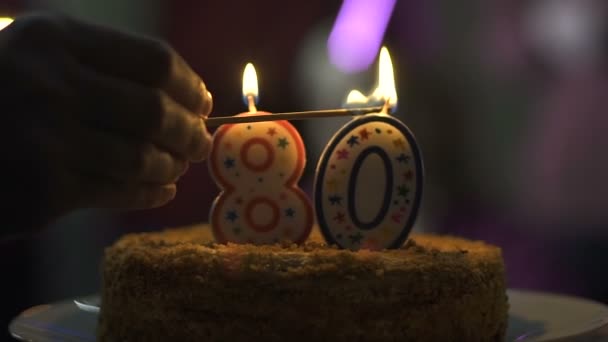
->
[0, 13, 213, 227]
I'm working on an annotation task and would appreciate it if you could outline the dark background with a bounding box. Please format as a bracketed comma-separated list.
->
[1, 0, 607, 340]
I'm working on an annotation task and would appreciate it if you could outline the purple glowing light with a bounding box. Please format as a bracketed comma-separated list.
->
[328, 0, 396, 73]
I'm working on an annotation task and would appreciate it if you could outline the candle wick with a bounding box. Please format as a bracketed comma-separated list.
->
[381, 98, 391, 114]
[247, 95, 257, 113]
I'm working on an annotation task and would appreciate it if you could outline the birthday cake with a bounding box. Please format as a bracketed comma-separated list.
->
[99, 53, 508, 340]
[98, 224, 508, 341]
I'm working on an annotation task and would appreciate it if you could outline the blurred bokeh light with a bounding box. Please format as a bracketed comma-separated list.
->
[328, 0, 396, 72]
[0, 17, 13, 30]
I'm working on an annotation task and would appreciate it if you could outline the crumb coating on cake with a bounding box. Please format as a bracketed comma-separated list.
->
[99, 225, 508, 342]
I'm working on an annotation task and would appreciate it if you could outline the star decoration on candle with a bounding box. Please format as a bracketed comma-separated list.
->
[391, 212, 403, 223]
[393, 138, 405, 149]
[349, 232, 363, 244]
[224, 157, 236, 169]
[329, 195, 342, 206]
[396, 153, 410, 164]
[277, 137, 289, 149]
[337, 149, 349, 159]
[359, 128, 371, 140]
[397, 185, 410, 198]
[285, 208, 295, 217]
[267, 127, 277, 136]
[334, 211, 345, 223]
[226, 210, 238, 222]
[347, 135, 360, 147]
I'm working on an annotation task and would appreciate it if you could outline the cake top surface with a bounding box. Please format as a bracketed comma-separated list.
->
[106, 224, 503, 278]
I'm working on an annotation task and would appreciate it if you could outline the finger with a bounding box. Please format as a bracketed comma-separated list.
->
[79, 179, 177, 210]
[61, 15, 212, 115]
[203, 90, 213, 118]
[73, 65, 211, 161]
[65, 124, 188, 184]
[37, 121, 180, 211]
[152, 96, 213, 162]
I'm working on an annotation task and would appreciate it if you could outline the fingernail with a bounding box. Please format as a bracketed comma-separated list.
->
[202, 90, 213, 118]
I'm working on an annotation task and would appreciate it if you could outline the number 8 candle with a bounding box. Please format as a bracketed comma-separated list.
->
[209, 63, 313, 245]
[314, 47, 424, 251]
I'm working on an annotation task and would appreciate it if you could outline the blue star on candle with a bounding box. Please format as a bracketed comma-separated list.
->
[397, 185, 410, 198]
[224, 157, 235, 169]
[278, 137, 289, 149]
[329, 195, 342, 206]
[347, 135, 359, 147]
[226, 210, 238, 222]
[349, 232, 363, 244]
[285, 208, 295, 217]
[396, 153, 410, 164]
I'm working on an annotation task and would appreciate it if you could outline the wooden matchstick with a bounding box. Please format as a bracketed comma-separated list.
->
[205, 106, 384, 127]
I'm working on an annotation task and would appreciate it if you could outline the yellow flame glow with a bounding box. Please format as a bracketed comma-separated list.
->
[0, 17, 14, 31]
[344, 46, 397, 112]
[345, 90, 368, 104]
[242, 63, 259, 99]
[371, 46, 397, 108]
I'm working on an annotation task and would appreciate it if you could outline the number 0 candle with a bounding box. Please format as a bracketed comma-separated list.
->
[314, 47, 424, 251]
[209, 64, 313, 245]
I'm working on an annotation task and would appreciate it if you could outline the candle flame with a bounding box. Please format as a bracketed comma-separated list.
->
[0, 17, 14, 31]
[242, 63, 259, 102]
[371, 46, 397, 108]
[344, 46, 398, 113]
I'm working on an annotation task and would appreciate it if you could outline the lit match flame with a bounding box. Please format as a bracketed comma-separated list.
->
[242, 63, 259, 112]
[345, 90, 368, 104]
[344, 46, 398, 114]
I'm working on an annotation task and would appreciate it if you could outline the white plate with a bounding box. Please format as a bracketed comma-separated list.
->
[9, 289, 608, 341]
[506, 289, 608, 341]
